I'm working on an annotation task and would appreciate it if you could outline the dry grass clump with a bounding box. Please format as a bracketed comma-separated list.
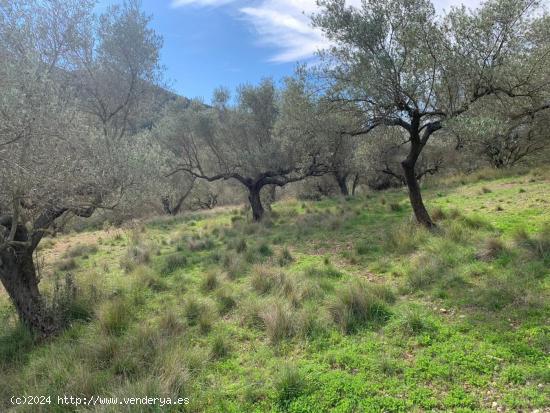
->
[223, 253, 248, 280]
[430, 207, 447, 222]
[215, 285, 237, 315]
[328, 280, 392, 333]
[63, 243, 99, 259]
[98, 297, 133, 335]
[277, 247, 294, 266]
[160, 253, 187, 275]
[260, 299, 295, 343]
[515, 225, 550, 260]
[56, 258, 78, 272]
[476, 237, 506, 261]
[385, 222, 430, 254]
[132, 266, 168, 292]
[251, 265, 288, 295]
[200, 271, 219, 292]
[120, 242, 152, 273]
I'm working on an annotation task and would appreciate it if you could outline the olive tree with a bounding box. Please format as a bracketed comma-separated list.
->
[314, 0, 549, 227]
[160, 79, 330, 221]
[0, 0, 162, 336]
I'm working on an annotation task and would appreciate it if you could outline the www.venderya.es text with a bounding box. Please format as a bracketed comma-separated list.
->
[11, 395, 190, 407]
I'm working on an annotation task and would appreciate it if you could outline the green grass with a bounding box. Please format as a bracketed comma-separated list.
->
[0, 167, 548, 412]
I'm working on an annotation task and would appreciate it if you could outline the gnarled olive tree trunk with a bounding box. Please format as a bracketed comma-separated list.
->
[0, 249, 55, 337]
[248, 185, 265, 222]
[401, 132, 435, 228]
[334, 172, 350, 196]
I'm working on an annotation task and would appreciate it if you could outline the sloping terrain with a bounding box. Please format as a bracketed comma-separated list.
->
[0, 168, 548, 412]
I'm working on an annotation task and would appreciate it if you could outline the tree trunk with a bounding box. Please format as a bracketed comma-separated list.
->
[334, 172, 349, 196]
[0, 250, 55, 337]
[401, 143, 434, 228]
[351, 174, 360, 196]
[248, 186, 264, 222]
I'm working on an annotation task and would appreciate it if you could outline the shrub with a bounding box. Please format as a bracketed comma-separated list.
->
[160, 254, 187, 275]
[328, 280, 391, 333]
[391, 307, 437, 336]
[355, 242, 370, 255]
[235, 238, 247, 254]
[369, 284, 396, 304]
[50, 273, 94, 324]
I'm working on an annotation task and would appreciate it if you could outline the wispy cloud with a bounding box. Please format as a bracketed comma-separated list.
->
[172, 0, 482, 63]
[171, 0, 235, 7]
[240, 1, 329, 63]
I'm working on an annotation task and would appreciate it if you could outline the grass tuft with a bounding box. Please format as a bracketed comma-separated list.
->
[328, 280, 392, 333]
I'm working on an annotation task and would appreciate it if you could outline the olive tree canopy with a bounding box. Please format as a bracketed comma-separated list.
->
[159, 79, 331, 221]
[313, 0, 549, 227]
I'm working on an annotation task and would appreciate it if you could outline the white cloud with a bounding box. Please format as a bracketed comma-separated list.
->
[171, 0, 234, 7]
[172, 0, 483, 63]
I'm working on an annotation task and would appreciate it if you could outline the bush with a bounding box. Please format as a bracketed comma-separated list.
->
[328, 280, 392, 333]
[187, 237, 215, 251]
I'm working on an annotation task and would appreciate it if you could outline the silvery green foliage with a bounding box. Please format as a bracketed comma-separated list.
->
[158, 79, 330, 188]
[0, 0, 162, 246]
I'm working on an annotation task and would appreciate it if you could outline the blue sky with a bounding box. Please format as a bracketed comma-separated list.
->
[97, 0, 481, 101]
